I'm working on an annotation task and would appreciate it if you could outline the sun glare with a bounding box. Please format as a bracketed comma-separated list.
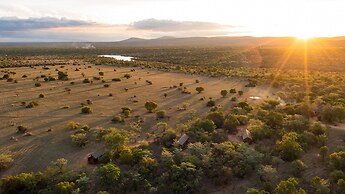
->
[296, 34, 313, 41]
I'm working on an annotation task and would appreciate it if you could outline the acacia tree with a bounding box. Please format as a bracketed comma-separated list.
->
[52, 158, 68, 173]
[220, 90, 228, 97]
[276, 132, 303, 161]
[97, 163, 121, 186]
[275, 178, 306, 194]
[195, 87, 204, 93]
[145, 101, 158, 113]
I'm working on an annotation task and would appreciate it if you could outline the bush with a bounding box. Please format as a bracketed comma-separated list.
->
[39, 94, 45, 98]
[25, 101, 38, 108]
[309, 122, 327, 135]
[275, 178, 306, 194]
[81, 106, 92, 114]
[290, 160, 307, 177]
[83, 78, 91, 83]
[17, 125, 28, 133]
[220, 90, 228, 97]
[124, 74, 131, 79]
[223, 114, 240, 132]
[196, 119, 216, 132]
[206, 99, 216, 107]
[112, 115, 124, 123]
[112, 78, 121, 82]
[145, 101, 158, 113]
[0, 154, 14, 170]
[276, 132, 303, 161]
[247, 119, 271, 141]
[206, 111, 224, 128]
[97, 163, 121, 186]
[156, 110, 166, 118]
[238, 91, 244, 96]
[329, 151, 345, 171]
[68, 121, 80, 129]
[34, 83, 41, 87]
[71, 133, 88, 147]
[58, 71, 68, 80]
[160, 129, 177, 147]
[230, 88, 237, 93]
[195, 86, 204, 93]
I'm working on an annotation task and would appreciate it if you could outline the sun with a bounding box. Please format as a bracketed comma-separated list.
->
[295, 30, 314, 41]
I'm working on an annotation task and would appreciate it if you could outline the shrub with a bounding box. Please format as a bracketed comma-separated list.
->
[223, 114, 240, 133]
[320, 146, 329, 161]
[58, 71, 68, 80]
[206, 99, 216, 107]
[276, 132, 303, 161]
[160, 129, 177, 147]
[230, 88, 236, 93]
[309, 122, 327, 135]
[112, 115, 124, 123]
[17, 125, 28, 133]
[247, 119, 271, 141]
[104, 84, 110, 87]
[290, 160, 307, 177]
[124, 74, 131, 79]
[145, 101, 158, 113]
[39, 94, 45, 98]
[231, 97, 237, 101]
[220, 90, 228, 97]
[195, 86, 204, 93]
[97, 163, 121, 186]
[206, 111, 225, 128]
[71, 133, 88, 147]
[34, 83, 41, 87]
[156, 110, 166, 119]
[0, 154, 14, 170]
[275, 178, 306, 194]
[238, 91, 244, 96]
[68, 121, 80, 129]
[112, 78, 121, 82]
[196, 119, 216, 132]
[329, 151, 345, 171]
[83, 78, 91, 83]
[81, 106, 92, 114]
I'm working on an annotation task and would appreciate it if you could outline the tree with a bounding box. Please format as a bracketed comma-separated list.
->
[56, 181, 75, 194]
[230, 88, 236, 93]
[311, 176, 330, 194]
[0, 172, 45, 194]
[290, 160, 307, 177]
[320, 146, 329, 161]
[0, 154, 14, 170]
[223, 114, 240, 133]
[52, 158, 68, 173]
[329, 151, 345, 171]
[276, 132, 303, 161]
[160, 129, 177, 147]
[97, 163, 121, 186]
[220, 90, 228, 97]
[195, 87, 204, 93]
[206, 111, 225, 128]
[71, 133, 88, 147]
[247, 119, 271, 140]
[145, 101, 158, 113]
[81, 106, 92, 114]
[156, 110, 166, 118]
[196, 119, 216, 132]
[275, 178, 306, 194]
[104, 133, 128, 152]
[309, 122, 327, 135]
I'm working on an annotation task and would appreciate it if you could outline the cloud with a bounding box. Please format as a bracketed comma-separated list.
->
[129, 18, 233, 32]
[0, 17, 96, 31]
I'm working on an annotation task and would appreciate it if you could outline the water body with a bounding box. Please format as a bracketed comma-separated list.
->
[98, 55, 134, 61]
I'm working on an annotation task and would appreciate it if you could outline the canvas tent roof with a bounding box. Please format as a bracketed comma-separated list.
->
[177, 134, 189, 146]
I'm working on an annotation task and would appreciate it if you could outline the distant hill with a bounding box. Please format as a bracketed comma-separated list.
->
[1, 36, 345, 48]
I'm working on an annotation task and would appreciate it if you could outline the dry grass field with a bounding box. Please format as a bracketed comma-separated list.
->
[0, 63, 274, 178]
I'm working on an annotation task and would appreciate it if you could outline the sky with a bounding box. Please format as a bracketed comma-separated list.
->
[0, 0, 344, 42]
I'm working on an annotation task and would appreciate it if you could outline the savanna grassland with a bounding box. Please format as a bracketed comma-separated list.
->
[0, 44, 345, 194]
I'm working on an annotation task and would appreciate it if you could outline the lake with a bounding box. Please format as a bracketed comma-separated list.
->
[98, 55, 134, 61]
